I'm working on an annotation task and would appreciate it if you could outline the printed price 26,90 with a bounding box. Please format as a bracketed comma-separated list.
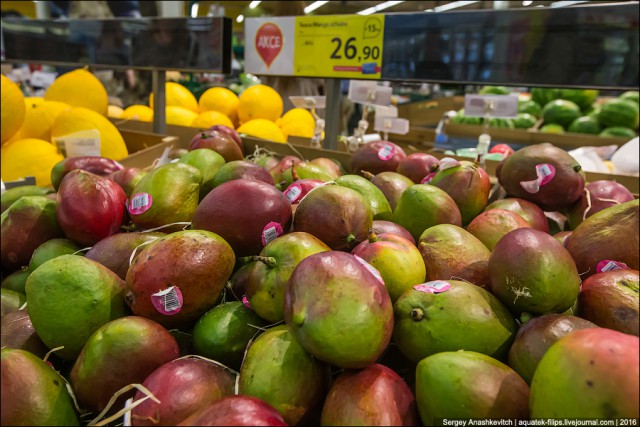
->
[330, 37, 380, 61]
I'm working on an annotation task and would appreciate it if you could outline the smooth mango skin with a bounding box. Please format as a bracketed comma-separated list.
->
[393, 184, 462, 241]
[489, 228, 581, 315]
[429, 161, 491, 225]
[70, 316, 180, 413]
[284, 251, 393, 369]
[0, 269, 30, 295]
[1, 348, 79, 426]
[418, 224, 491, 289]
[415, 351, 529, 425]
[28, 238, 82, 272]
[393, 280, 517, 364]
[295, 162, 337, 182]
[239, 325, 329, 425]
[507, 314, 597, 384]
[26, 255, 128, 360]
[530, 328, 639, 419]
[246, 232, 330, 323]
[129, 162, 202, 231]
[0, 185, 54, 214]
[336, 174, 393, 220]
[178, 148, 226, 183]
[369, 171, 414, 211]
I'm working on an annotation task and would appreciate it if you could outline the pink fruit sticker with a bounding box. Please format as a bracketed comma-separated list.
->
[520, 163, 556, 194]
[438, 157, 460, 170]
[242, 295, 253, 310]
[262, 222, 284, 246]
[413, 280, 451, 294]
[129, 193, 153, 215]
[421, 172, 437, 184]
[284, 184, 303, 203]
[378, 144, 395, 161]
[354, 255, 385, 286]
[596, 260, 629, 273]
[151, 286, 183, 315]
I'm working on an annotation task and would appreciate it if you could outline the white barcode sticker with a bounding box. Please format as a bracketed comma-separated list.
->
[520, 163, 556, 194]
[284, 185, 303, 203]
[596, 260, 628, 273]
[354, 255, 385, 286]
[261, 222, 284, 246]
[151, 286, 183, 315]
[128, 193, 153, 215]
[414, 280, 451, 294]
[377, 144, 395, 161]
[52, 129, 101, 158]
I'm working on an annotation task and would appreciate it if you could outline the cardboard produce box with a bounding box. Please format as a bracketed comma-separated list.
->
[397, 96, 465, 127]
[115, 120, 638, 196]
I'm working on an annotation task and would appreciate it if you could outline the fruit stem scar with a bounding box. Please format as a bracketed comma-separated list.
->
[253, 255, 278, 267]
[346, 233, 356, 243]
[410, 308, 424, 321]
[368, 228, 378, 243]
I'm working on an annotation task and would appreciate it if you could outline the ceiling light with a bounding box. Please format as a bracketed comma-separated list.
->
[249, 1, 262, 9]
[190, 3, 199, 17]
[426, 8, 434, 12]
[522, 0, 533, 5]
[236, 14, 244, 23]
[550, 0, 588, 7]
[357, 1, 404, 16]
[428, 1, 480, 12]
[305, 1, 330, 14]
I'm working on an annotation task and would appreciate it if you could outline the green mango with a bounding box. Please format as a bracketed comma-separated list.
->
[1, 288, 26, 318]
[28, 238, 82, 272]
[336, 174, 392, 220]
[128, 162, 202, 231]
[0, 185, 54, 214]
[1, 269, 30, 294]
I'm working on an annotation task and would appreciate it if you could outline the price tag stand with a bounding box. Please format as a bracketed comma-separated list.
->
[289, 96, 327, 149]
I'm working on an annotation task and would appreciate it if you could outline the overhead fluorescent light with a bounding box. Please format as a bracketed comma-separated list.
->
[358, 1, 404, 16]
[426, 8, 434, 12]
[190, 3, 199, 17]
[550, 0, 588, 7]
[249, 1, 262, 9]
[305, 1, 330, 14]
[522, 0, 533, 5]
[236, 14, 244, 23]
[428, 1, 480, 12]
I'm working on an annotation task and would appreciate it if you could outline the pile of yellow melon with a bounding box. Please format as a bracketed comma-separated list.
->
[108, 82, 316, 144]
[1, 70, 128, 187]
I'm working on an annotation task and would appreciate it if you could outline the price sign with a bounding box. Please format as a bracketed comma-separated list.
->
[293, 15, 384, 79]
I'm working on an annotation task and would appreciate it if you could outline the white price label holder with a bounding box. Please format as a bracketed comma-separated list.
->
[289, 96, 327, 149]
[29, 70, 58, 89]
[374, 116, 409, 141]
[374, 105, 398, 119]
[344, 81, 393, 152]
[1, 179, 5, 194]
[463, 94, 518, 118]
[464, 94, 518, 169]
[53, 129, 101, 158]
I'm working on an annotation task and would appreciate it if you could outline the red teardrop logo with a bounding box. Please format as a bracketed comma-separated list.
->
[255, 23, 283, 68]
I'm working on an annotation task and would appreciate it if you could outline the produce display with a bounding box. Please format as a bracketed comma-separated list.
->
[1, 96, 639, 426]
[452, 86, 640, 138]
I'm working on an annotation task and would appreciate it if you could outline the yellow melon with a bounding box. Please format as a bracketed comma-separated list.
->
[198, 87, 239, 125]
[122, 105, 153, 122]
[238, 84, 283, 124]
[10, 100, 70, 142]
[51, 107, 128, 160]
[191, 111, 234, 129]
[166, 106, 199, 127]
[24, 97, 45, 107]
[149, 82, 199, 113]
[44, 68, 108, 116]
[237, 119, 286, 143]
[1, 138, 64, 187]
[108, 105, 124, 119]
[1, 75, 26, 145]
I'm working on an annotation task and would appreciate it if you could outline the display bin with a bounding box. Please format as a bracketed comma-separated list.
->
[114, 120, 639, 197]
[396, 96, 465, 127]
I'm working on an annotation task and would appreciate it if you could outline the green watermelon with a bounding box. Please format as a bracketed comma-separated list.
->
[542, 99, 582, 128]
[487, 118, 515, 129]
[518, 100, 542, 118]
[513, 113, 537, 129]
[540, 124, 565, 134]
[452, 109, 483, 126]
[479, 86, 511, 95]
[598, 99, 639, 129]
[619, 91, 639, 104]
[531, 88, 561, 107]
[558, 89, 599, 111]
[567, 116, 601, 135]
[599, 127, 637, 139]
